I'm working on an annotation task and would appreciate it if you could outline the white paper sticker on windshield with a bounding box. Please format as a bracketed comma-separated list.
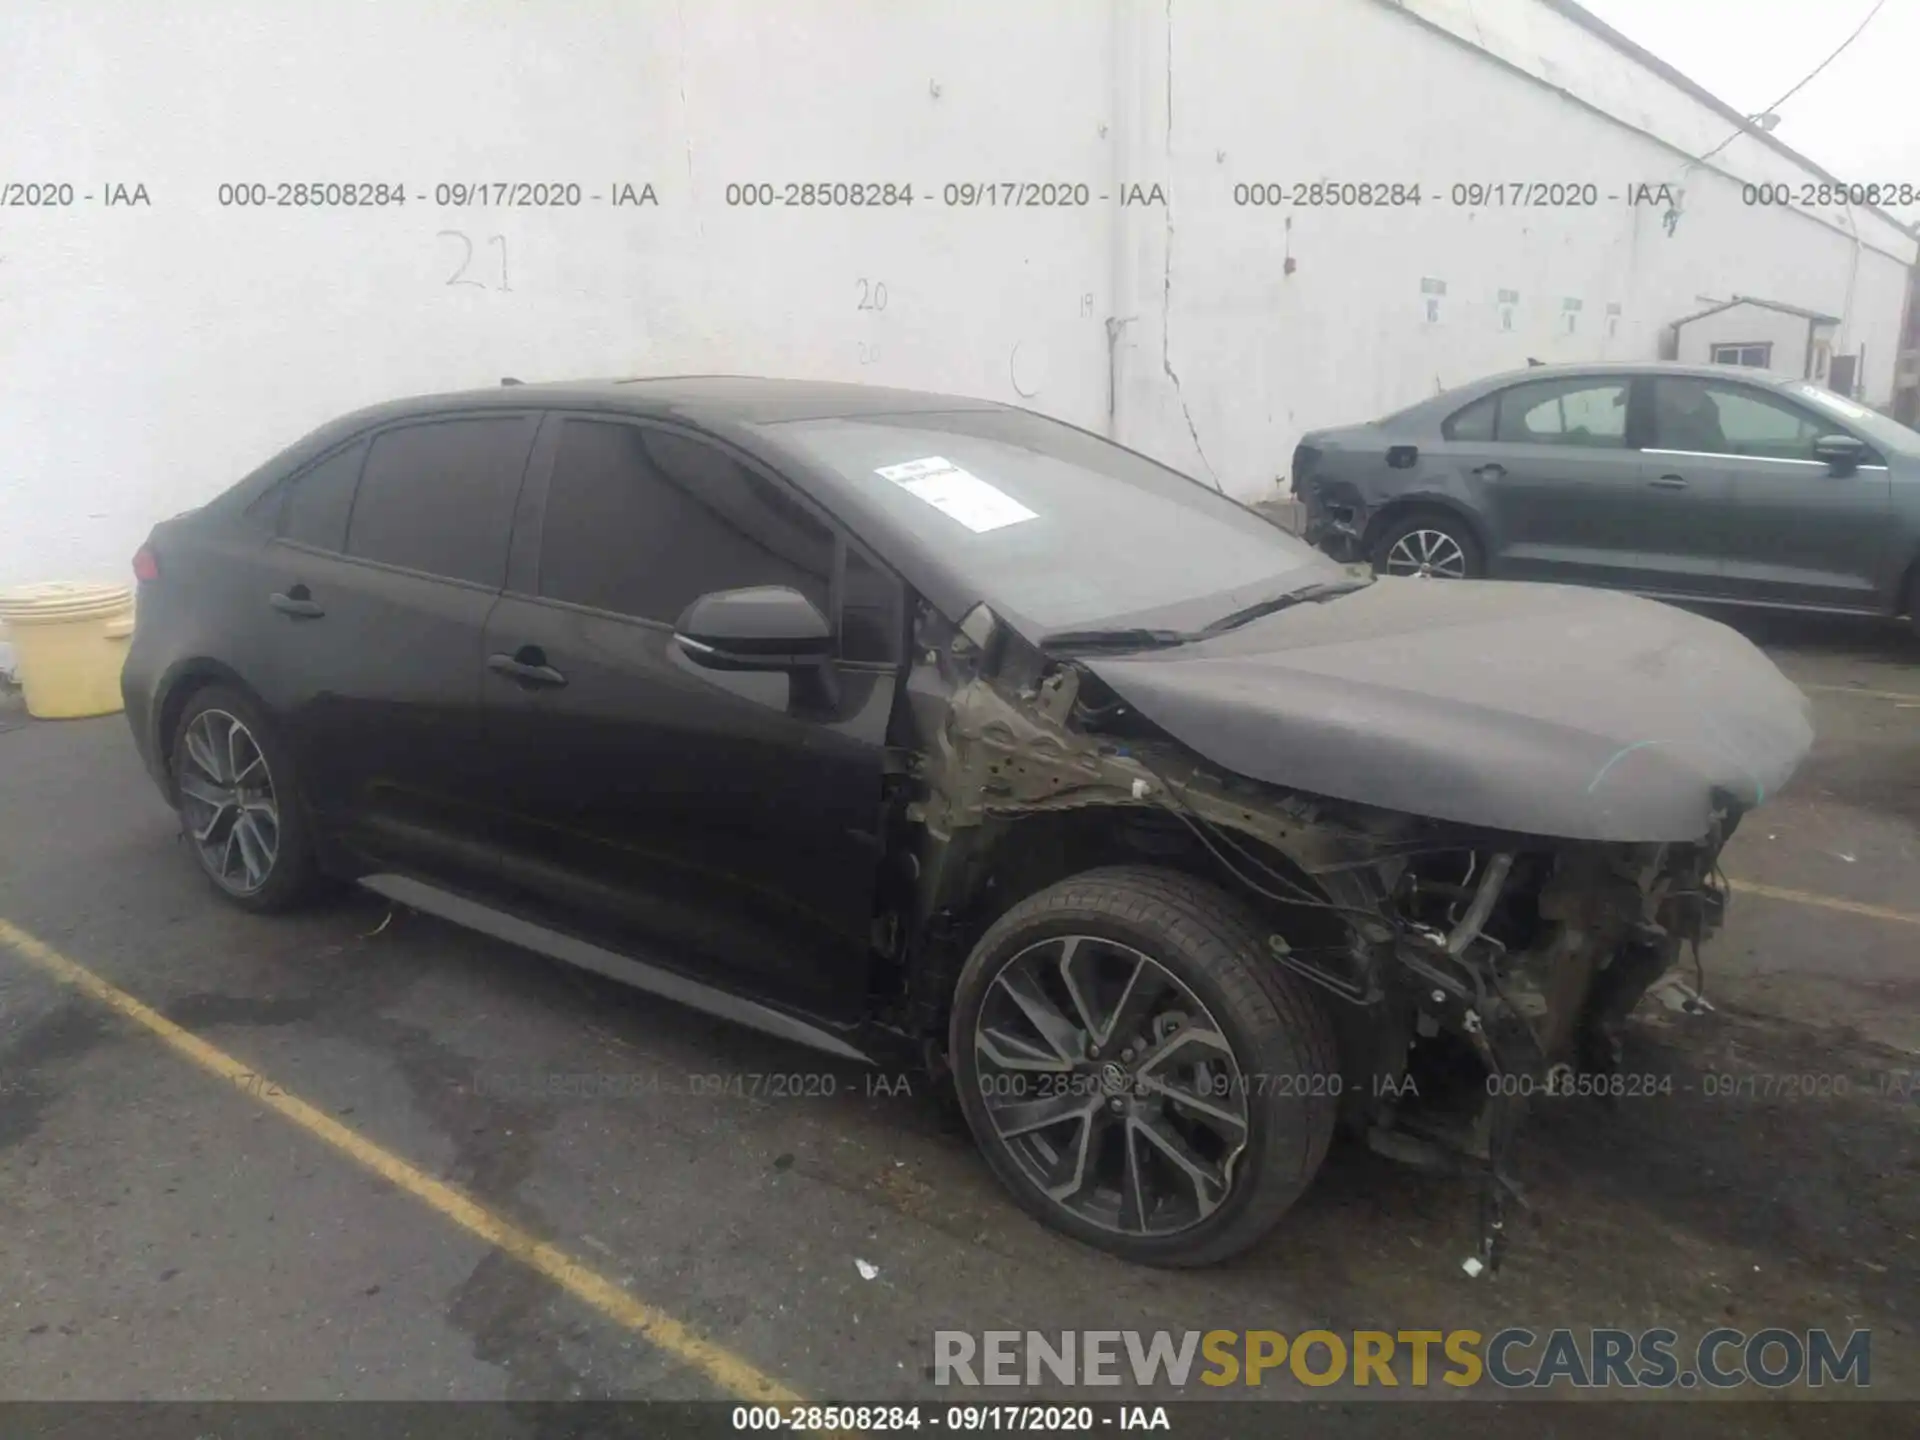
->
[874, 456, 1038, 533]
[874, 456, 958, 483]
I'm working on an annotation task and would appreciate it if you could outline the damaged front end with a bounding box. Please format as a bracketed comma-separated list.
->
[1354, 831, 1730, 1272]
[888, 599, 1743, 1272]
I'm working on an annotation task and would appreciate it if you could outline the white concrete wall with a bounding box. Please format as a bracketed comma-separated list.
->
[1, 0, 1913, 622]
[1128, 0, 1916, 476]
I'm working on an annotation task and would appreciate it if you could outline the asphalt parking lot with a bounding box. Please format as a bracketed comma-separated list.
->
[1, 608, 1916, 1429]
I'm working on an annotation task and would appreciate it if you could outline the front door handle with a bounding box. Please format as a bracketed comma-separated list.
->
[270, 587, 325, 619]
[1648, 475, 1689, 490]
[1472, 462, 1507, 480]
[488, 648, 568, 689]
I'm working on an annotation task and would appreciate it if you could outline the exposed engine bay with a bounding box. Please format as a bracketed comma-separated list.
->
[887, 600, 1741, 1271]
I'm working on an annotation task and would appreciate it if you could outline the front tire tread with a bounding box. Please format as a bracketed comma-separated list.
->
[951, 865, 1338, 1268]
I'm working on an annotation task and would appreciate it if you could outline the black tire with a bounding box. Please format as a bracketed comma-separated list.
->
[169, 684, 323, 913]
[948, 866, 1338, 1267]
[1369, 507, 1484, 580]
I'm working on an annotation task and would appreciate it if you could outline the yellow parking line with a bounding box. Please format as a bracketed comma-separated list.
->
[1800, 684, 1920, 705]
[0, 915, 802, 1405]
[1726, 879, 1920, 929]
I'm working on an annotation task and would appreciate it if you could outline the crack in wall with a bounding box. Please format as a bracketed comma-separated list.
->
[1161, 0, 1223, 492]
[675, 2, 704, 247]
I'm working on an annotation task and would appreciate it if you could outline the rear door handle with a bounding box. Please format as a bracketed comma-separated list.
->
[1648, 475, 1688, 490]
[1472, 462, 1506, 479]
[487, 648, 568, 688]
[270, 588, 325, 618]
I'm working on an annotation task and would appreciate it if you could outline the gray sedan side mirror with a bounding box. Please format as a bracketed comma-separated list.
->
[1812, 432, 1868, 476]
[674, 586, 832, 672]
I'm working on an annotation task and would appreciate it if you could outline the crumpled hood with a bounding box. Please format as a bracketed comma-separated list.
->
[1083, 578, 1814, 842]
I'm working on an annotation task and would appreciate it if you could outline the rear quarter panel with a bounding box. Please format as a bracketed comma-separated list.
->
[124, 511, 290, 792]
[1298, 423, 1495, 562]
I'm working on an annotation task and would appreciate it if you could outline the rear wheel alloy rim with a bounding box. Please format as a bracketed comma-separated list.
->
[1385, 529, 1467, 578]
[178, 710, 279, 895]
[973, 936, 1251, 1238]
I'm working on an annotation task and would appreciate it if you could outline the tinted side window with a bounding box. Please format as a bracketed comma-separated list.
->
[538, 420, 833, 625]
[279, 441, 368, 552]
[243, 482, 287, 530]
[346, 418, 530, 585]
[1650, 378, 1825, 461]
[1442, 395, 1496, 442]
[1493, 378, 1629, 448]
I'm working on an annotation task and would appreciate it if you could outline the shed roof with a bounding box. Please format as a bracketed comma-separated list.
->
[1671, 295, 1842, 329]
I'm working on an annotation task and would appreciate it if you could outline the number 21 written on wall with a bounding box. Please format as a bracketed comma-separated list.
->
[439, 231, 510, 291]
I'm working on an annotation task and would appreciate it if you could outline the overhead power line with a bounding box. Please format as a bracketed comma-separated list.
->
[1696, 0, 1889, 165]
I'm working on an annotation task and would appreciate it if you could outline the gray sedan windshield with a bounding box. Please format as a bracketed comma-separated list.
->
[761, 410, 1327, 632]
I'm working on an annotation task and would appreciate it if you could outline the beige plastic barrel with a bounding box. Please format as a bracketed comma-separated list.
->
[0, 581, 137, 719]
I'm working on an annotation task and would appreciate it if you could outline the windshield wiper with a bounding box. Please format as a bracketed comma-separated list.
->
[1040, 626, 1194, 655]
[1196, 577, 1372, 639]
[1042, 579, 1370, 655]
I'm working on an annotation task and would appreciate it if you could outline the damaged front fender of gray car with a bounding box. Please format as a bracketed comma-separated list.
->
[888, 585, 1809, 1272]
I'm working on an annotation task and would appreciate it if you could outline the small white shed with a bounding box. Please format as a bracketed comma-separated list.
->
[1667, 296, 1853, 393]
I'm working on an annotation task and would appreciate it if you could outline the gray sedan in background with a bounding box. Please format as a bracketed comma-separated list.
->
[1292, 361, 1920, 635]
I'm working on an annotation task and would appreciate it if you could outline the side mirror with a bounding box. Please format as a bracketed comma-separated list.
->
[674, 586, 832, 672]
[1813, 432, 1867, 475]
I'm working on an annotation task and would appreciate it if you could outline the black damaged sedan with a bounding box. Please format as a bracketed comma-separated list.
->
[122, 377, 1813, 1267]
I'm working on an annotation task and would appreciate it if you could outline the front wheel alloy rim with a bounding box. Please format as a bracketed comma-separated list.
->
[1385, 528, 1467, 578]
[178, 709, 280, 894]
[973, 935, 1251, 1238]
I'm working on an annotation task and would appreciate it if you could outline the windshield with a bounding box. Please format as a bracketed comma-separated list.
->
[1784, 381, 1920, 455]
[760, 409, 1332, 632]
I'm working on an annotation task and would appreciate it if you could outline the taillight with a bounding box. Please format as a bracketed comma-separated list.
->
[1290, 444, 1321, 493]
[133, 544, 160, 582]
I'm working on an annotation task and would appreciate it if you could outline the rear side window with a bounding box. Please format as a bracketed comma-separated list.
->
[278, 441, 368, 552]
[243, 483, 288, 529]
[1442, 395, 1497, 442]
[538, 419, 834, 624]
[1493, 378, 1629, 448]
[346, 418, 531, 585]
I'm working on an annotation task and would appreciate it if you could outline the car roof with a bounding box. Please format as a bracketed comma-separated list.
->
[342, 374, 1010, 427]
[1452, 360, 1801, 389]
